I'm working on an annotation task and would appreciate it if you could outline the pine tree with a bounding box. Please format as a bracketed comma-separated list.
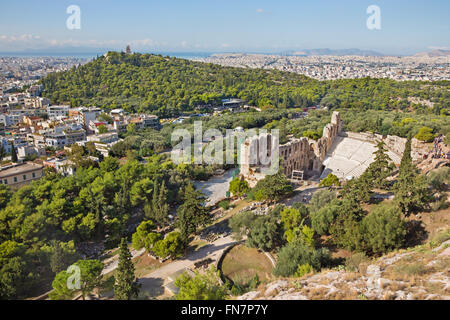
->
[365, 141, 395, 189]
[114, 238, 139, 300]
[50, 241, 66, 274]
[394, 138, 431, 215]
[176, 184, 210, 244]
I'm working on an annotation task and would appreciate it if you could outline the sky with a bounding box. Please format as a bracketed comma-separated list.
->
[0, 0, 449, 55]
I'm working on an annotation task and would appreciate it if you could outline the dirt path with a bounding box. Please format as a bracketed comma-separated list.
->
[101, 248, 146, 275]
[137, 235, 237, 298]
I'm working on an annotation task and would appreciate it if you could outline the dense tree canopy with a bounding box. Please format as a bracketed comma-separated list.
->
[40, 52, 449, 117]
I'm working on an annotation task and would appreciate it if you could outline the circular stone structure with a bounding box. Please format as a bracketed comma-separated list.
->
[219, 244, 274, 286]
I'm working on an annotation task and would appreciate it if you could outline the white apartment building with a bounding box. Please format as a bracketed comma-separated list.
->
[86, 132, 120, 157]
[45, 133, 67, 149]
[81, 107, 102, 131]
[0, 114, 21, 126]
[17, 145, 46, 160]
[47, 105, 70, 120]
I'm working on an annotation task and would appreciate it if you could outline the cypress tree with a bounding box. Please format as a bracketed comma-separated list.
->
[114, 238, 139, 300]
[145, 179, 169, 227]
[10, 141, 18, 163]
[394, 138, 430, 215]
[0, 146, 5, 162]
[156, 180, 169, 226]
[399, 138, 412, 171]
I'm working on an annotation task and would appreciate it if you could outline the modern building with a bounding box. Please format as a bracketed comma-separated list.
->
[23, 116, 44, 126]
[130, 114, 160, 130]
[0, 137, 12, 153]
[43, 158, 77, 176]
[17, 145, 46, 160]
[86, 132, 120, 157]
[63, 129, 86, 145]
[47, 105, 70, 120]
[81, 107, 102, 132]
[45, 133, 67, 149]
[0, 114, 22, 126]
[0, 162, 44, 188]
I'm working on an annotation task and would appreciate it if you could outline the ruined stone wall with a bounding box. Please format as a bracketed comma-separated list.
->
[279, 138, 319, 178]
[239, 133, 274, 187]
[240, 111, 342, 186]
[313, 111, 342, 161]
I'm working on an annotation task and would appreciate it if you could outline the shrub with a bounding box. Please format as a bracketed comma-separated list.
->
[428, 167, 450, 192]
[294, 263, 314, 277]
[284, 225, 315, 248]
[309, 189, 337, 213]
[319, 173, 341, 187]
[273, 242, 330, 277]
[153, 232, 185, 259]
[175, 266, 227, 300]
[414, 127, 436, 142]
[429, 228, 450, 248]
[229, 211, 256, 240]
[280, 207, 304, 231]
[361, 204, 407, 255]
[251, 172, 293, 202]
[229, 177, 249, 196]
[247, 216, 281, 251]
[303, 130, 321, 140]
[218, 200, 231, 210]
[345, 252, 369, 272]
[131, 220, 156, 250]
[230, 274, 260, 296]
[310, 199, 341, 235]
[269, 204, 286, 218]
[394, 263, 428, 277]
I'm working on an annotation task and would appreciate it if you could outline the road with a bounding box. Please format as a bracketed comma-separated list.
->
[137, 235, 237, 298]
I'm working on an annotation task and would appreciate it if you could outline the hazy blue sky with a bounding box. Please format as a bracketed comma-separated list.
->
[1, 0, 449, 54]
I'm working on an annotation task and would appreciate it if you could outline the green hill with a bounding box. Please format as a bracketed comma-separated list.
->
[40, 51, 321, 115]
[39, 51, 449, 117]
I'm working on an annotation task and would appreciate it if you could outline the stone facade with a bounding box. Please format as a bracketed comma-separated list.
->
[240, 112, 342, 186]
[239, 111, 443, 187]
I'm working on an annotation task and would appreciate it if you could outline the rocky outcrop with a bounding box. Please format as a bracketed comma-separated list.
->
[238, 241, 450, 300]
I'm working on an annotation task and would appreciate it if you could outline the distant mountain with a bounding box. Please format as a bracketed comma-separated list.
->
[288, 48, 384, 57]
[414, 49, 450, 57]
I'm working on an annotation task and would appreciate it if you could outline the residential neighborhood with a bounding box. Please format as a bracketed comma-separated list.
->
[0, 85, 162, 185]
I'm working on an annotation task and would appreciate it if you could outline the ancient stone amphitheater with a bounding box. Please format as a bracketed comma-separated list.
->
[239, 112, 428, 186]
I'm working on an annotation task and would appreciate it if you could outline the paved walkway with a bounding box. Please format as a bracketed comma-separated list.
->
[194, 169, 235, 206]
[137, 235, 237, 298]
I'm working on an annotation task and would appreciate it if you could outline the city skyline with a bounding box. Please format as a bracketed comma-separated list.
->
[1, 0, 449, 55]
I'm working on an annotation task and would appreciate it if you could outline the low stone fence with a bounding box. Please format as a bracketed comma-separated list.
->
[215, 241, 243, 285]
